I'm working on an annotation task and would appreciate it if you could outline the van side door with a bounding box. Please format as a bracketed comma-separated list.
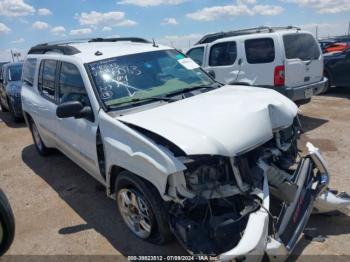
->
[203, 40, 239, 84]
[238, 37, 278, 86]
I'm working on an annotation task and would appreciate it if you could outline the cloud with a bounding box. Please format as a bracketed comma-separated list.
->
[0, 22, 11, 34]
[161, 17, 178, 25]
[11, 38, 24, 43]
[117, 0, 188, 6]
[0, 0, 35, 17]
[186, 1, 284, 21]
[282, 0, 350, 14]
[102, 26, 112, 31]
[37, 8, 52, 16]
[69, 28, 93, 36]
[75, 10, 137, 28]
[32, 21, 49, 30]
[51, 26, 66, 36]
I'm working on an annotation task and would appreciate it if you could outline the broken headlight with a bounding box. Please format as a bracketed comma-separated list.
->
[179, 156, 236, 193]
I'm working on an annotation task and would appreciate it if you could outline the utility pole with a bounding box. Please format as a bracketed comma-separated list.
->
[10, 50, 14, 62]
[348, 21, 350, 41]
[316, 26, 318, 39]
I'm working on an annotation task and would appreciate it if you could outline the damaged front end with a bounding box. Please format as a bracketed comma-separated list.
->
[166, 119, 334, 260]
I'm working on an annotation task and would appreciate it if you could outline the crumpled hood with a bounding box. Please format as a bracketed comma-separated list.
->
[117, 85, 298, 156]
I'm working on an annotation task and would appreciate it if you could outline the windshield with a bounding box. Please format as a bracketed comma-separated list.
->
[88, 50, 215, 108]
[283, 33, 321, 61]
[8, 65, 23, 82]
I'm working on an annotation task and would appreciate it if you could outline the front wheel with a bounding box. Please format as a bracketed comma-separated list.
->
[0, 189, 15, 256]
[115, 172, 173, 245]
[29, 119, 51, 156]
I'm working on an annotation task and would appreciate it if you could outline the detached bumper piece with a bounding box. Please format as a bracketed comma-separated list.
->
[267, 142, 331, 259]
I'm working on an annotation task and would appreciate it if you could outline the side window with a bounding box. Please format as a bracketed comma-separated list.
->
[22, 58, 37, 86]
[209, 41, 237, 66]
[245, 38, 275, 64]
[38, 60, 57, 100]
[187, 47, 204, 66]
[58, 62, 89, 106]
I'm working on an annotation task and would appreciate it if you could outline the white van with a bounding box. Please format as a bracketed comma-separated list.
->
[186, 26, 328, 104]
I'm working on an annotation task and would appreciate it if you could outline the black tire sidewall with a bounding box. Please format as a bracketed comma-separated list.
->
[0, 189, 15, 256]
[115, 172, 172, 245]
[29, 120, 49, 156]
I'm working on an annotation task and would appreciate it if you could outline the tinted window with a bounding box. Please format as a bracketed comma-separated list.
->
[8, 65, 23, 81]
[283, 34, 320, 61]
[187, 47, 204, 66]
[39, 60, 57, 100]
[59, 62, 89, 106]
[209, 42, 237, 66]
[245, 38, 275, 64]
[22, 59, 37, 86]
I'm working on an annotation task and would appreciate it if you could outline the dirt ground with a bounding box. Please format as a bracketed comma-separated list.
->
[0, 87, 350, 260]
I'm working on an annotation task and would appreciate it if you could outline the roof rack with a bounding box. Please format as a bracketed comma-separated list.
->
[88, 37, 150, 43]
[196, 26, 301, 45]
[28, 44, 81, 55]
[28, 37, 151, 55]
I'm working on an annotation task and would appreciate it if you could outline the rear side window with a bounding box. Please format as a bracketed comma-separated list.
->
[245, 38, 275, 64]
[22, 58, 37, 86]
[38, 60, 57, 100]
[283, 33, 320, 60]
[59, 62, 89, 106]
[209, 41, 237, 66]
[187, 47, 204, 66]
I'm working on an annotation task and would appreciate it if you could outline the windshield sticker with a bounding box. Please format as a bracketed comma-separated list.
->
[177, 58, 200, 70]
[176, 54, 186, 60]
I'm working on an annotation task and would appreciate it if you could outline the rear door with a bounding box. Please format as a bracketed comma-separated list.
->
[204, 40, 239, 84]
[283, 33, 323, 88]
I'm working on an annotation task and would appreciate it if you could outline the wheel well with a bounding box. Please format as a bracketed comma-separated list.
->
[109, 165, 125, 197]
[324, 68, 333, 86]
[23, 112, 33, 127]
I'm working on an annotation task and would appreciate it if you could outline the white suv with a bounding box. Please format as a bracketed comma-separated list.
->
[21, 38, 348, 260]
[186, 26, 328, 105]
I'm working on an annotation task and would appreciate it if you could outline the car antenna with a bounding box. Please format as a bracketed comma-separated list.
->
[152, 38, 159, 48]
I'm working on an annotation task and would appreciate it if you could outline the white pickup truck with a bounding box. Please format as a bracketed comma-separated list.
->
[21, 38, 349, 261]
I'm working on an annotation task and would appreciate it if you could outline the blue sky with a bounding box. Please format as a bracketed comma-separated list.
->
[0, 0, 349, 61]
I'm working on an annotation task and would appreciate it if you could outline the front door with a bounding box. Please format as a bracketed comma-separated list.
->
[55, 61, 101, 180]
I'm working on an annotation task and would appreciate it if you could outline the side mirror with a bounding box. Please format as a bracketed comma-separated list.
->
[56, 101, 94, 122]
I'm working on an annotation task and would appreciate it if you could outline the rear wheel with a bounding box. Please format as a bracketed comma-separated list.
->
[0, 98, 8, 112]
[8, 100, 21, 123]
[29, 119, 51, 156]
[115, 172, 173, 245]
[322, 72, 332, 94]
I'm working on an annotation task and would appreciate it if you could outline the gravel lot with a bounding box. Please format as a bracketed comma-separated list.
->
[0, 87, 349, 260]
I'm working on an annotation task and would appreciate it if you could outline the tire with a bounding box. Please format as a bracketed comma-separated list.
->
[29, 119, 51, 156]
[0, 189, 15, 256]
[115, 171, 173, 245]
[0, 98, 8, 112]
[323, 72, 332, 94]
[8, 100, 21, 123]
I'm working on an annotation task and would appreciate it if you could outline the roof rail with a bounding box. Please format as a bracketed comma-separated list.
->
[88, 37, 151, 43]
[28, 44, 81, 55]
[196, 26, 301, 45]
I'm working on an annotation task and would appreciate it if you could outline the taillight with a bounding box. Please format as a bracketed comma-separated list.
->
[274, 65, 285, 87]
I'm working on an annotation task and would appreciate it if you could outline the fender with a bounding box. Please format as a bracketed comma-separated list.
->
[98, 110, 186, 199]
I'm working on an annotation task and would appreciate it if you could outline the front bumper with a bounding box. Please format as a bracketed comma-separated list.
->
[219, 143, 330, 261]
[282, 77, 328, 102]
[9, 95, 23, 117]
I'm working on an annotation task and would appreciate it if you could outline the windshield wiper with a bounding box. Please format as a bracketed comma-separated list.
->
[109, 96, 177, 109]
[165, 84, 220, 98]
